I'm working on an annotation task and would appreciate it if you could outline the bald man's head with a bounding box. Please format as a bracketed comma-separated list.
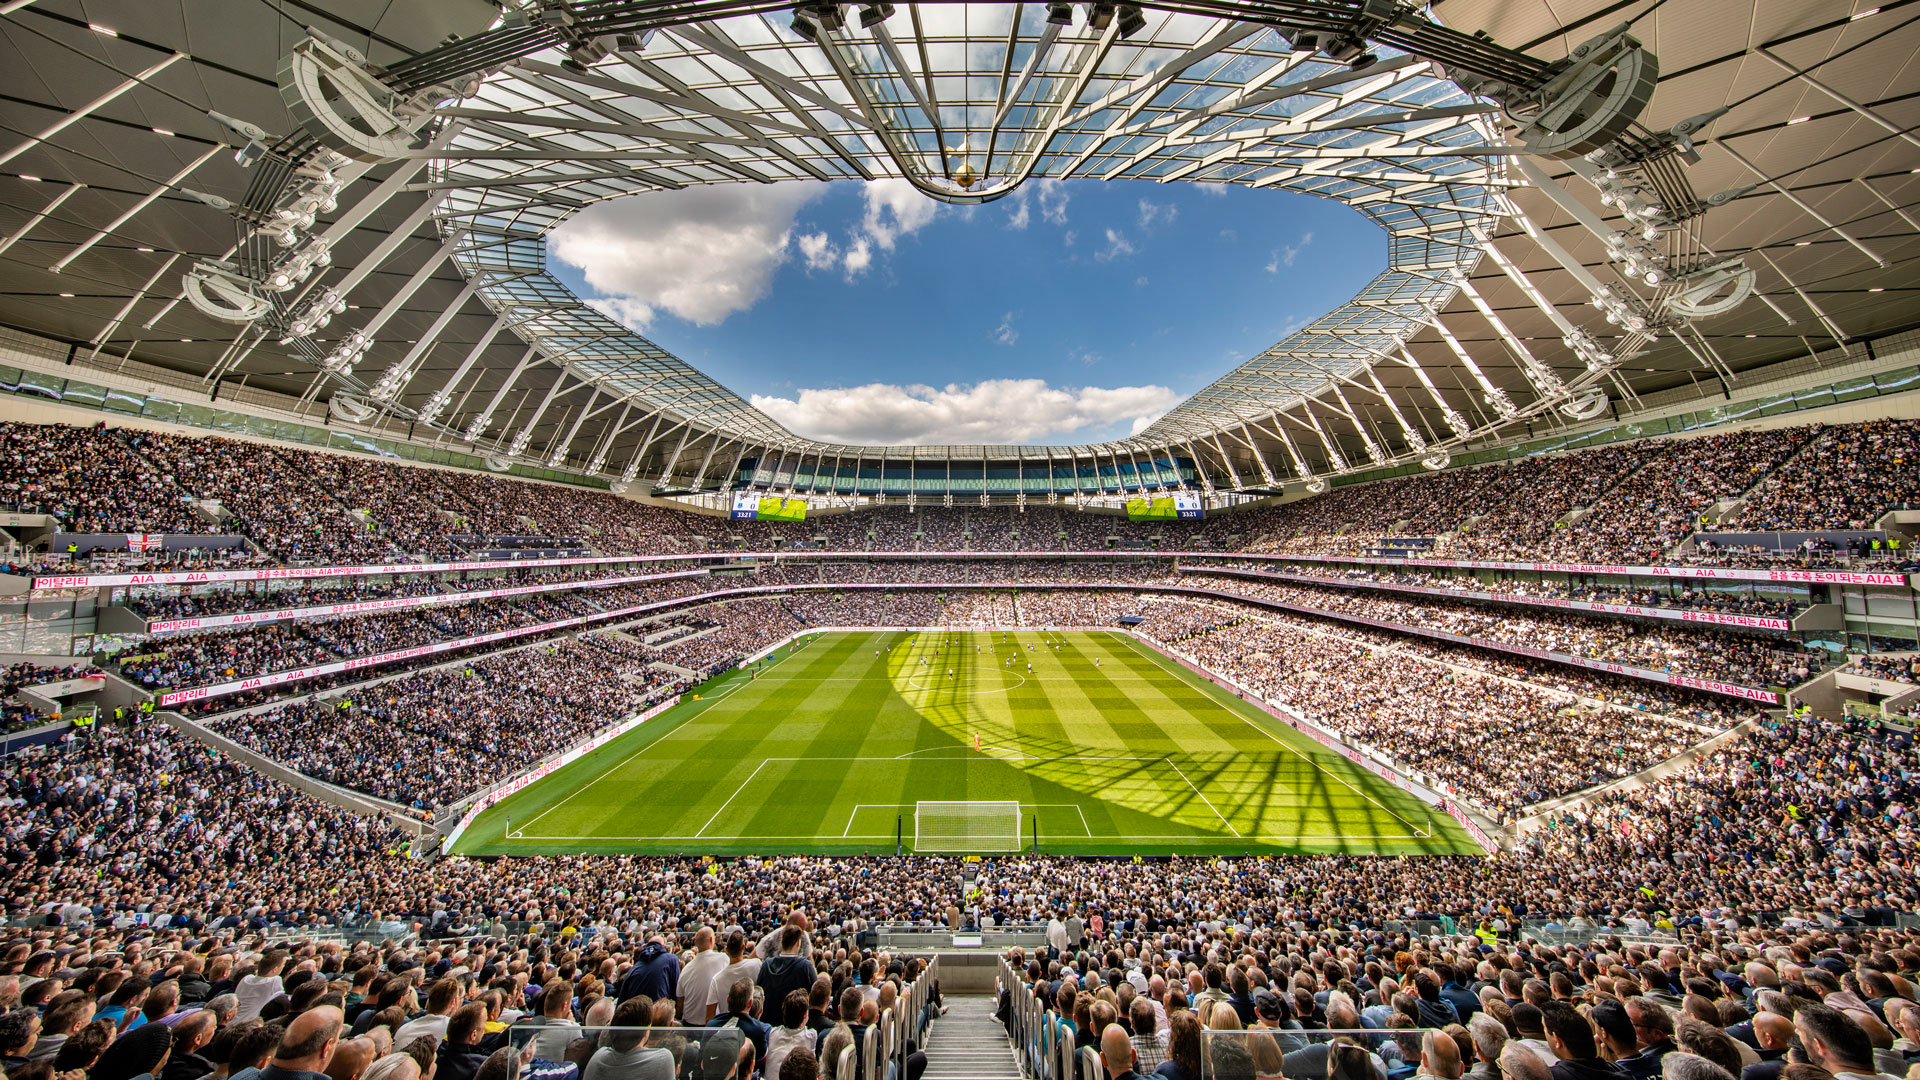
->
[325, 1037, 373, 1080]
[274, 1005, 343, 1071]
[1422, 1030, 1464, 1080]
[1753, 1013, 1795, 1052]
[1100, 1024, 1135, 1079]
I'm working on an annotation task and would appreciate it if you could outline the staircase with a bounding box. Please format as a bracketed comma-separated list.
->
[921, 997, 1023, 1080]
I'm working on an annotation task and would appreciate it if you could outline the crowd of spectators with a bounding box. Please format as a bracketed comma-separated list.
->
[0, 664, 99, 735]
[1132, 601, 1729, 819]
[1196, 563, 1802, 620]
[113, 576, 729, 695]
[644, 601, 806, 676]
[5, 418, 1919, 574]
[1734, 420, 1920, 530]
[1179, 572, 1826, 690]
[1852, 655, 1919, 686]
[0, 423, 209, 536]
[209, 636, 683, 812]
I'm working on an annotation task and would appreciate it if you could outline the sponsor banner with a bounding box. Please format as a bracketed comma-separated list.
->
[1179, 587, 1781, 704]
[144, 569, 709, 635]
[441, 694, 682, 853]
[1191, 566, 1794, 631]
[1174, 551, 1910, 587]
[32, 552, 719, 591]
[37, 549, 1913, 592]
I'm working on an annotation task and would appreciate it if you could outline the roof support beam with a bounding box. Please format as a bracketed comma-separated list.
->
[0, 52, 184, 170]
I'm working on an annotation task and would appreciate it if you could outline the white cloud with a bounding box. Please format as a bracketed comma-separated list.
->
[750, 379, 1182, 445]
[1265, 230, 1316, 273]
[991, 312, 1018, 346]
[1134, 276, 1148, 287]
[842, 236, 873, 278]
[1004, 178, 1069, 231]
[1138, 199, 1177, 228]
[797, 231, 837, 272]
[860, 178, 939, 250]
[584, 296, 656, 333]
[1063, 229, 1077, 247]
[1096, 228, 1135, 262]
[548, 183, 825, 327]
[1283, 230, 1314, 267]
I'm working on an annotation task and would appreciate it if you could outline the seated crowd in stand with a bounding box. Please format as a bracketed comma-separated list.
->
[209, 634, 683, 813]
[1132, 600, 1738, 819]
[5, 418, 1919, 571]
[0, 706, 1914, 1080]
[0, 664, 99, 736]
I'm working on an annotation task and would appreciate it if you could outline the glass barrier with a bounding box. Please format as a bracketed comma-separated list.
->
[1190, 1029, 1429, 1080]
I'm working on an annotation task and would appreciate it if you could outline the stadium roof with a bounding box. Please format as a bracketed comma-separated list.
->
[0, 0, 1916, 494]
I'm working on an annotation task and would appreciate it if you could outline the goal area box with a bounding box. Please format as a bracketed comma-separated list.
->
[913, 800, 1022, 852]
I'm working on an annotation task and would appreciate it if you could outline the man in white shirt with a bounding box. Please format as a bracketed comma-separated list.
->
[676, 928, 728, 1026]
[1046, 916, 1069, 955]
[764, 990, 817, 1079]
[394, 977, 463, 1047]
[233, 950, 288, 1023]
[707, 932, 761, 1023]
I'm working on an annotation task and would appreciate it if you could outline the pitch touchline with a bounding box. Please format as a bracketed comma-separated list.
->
[507, 832, 1437, 842]
[1108, 632, 1428, 837]
[509, 635, 821, 837]
[1161, 756, 1243, 838]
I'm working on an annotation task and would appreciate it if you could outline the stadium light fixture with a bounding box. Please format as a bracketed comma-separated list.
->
[790, 10, 818, 40]
[859, 3, 895, 29]
[1115, 4, 1146, 38]
[1046, 2, 1074, 25]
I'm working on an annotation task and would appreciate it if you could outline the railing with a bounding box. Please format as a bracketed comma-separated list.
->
[872, 923, 1048, 949]
[1001, 956, 1444, 1080]
[497, 965, 937, 1080]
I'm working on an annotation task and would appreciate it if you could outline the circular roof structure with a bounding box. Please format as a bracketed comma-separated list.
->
[0, 0, 1916, 494]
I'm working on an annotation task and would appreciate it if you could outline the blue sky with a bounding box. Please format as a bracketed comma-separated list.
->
[546, 178, 1382, 445]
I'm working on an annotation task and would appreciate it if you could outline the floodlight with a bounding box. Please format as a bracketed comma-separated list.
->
[1115, 4, 1146, 38]
[1046, 2, 1074, 25]
[859, 3, 895, 29]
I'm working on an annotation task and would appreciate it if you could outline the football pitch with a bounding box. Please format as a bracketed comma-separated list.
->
[453, 629, 1477, 856]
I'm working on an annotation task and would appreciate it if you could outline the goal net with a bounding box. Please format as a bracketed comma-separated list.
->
[913, 801, 1023, 852]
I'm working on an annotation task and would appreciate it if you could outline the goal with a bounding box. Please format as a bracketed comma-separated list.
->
[913, 801, 1023, 852]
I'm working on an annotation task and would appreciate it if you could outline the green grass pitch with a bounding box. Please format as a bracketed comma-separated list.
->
[453, 629, 1478, 857]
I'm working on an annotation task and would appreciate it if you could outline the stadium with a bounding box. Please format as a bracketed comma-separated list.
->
[1, 0, 1919, 1079]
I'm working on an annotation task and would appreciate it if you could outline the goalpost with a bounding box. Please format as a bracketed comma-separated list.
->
[912, 801, 1023, 852]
